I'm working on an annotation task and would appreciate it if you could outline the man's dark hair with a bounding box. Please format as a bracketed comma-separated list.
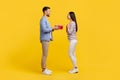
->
[42, 6, 50, 13]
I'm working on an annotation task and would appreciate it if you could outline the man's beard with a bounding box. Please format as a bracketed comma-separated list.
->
[46, 14, 50, 17]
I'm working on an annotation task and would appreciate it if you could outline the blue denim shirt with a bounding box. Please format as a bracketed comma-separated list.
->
[40, 16, 53, 41]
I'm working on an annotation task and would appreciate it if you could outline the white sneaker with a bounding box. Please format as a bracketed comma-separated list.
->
[47, 69, 52, 73]
[69, 68, 78, 74]
[42, 69, 52, 75]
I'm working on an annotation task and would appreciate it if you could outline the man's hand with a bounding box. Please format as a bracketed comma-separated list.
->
[52, 25, 59, 30]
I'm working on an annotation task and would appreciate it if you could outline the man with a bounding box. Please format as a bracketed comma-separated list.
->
[40, 6, 58, 75]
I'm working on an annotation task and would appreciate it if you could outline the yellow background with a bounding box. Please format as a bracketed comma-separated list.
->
[0, 0, 120, 80]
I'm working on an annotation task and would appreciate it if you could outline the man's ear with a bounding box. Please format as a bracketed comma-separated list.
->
[44, 11, 46, 14]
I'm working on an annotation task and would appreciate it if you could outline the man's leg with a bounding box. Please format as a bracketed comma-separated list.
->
[41, 41, 49, 71]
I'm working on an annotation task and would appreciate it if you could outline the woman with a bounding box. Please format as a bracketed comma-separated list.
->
[66, 12, 78, 74]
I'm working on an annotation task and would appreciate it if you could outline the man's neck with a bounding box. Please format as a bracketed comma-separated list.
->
[43, 15, 47, 18]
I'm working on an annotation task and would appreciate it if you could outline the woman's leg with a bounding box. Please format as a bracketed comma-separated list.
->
[69, 40, 77, 68]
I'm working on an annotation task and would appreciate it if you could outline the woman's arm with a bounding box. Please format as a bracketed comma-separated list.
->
[67, 23, 75, 34]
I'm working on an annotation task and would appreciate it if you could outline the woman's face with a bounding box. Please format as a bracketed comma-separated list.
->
[67, 14, 71, 20]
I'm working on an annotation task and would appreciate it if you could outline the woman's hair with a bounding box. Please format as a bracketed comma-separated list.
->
[69, 12, 78, 32]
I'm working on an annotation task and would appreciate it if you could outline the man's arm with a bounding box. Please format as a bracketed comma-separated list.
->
[41, 21, 53, 33]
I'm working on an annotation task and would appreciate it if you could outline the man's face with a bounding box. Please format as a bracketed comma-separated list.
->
[45, 9, 50, 17]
